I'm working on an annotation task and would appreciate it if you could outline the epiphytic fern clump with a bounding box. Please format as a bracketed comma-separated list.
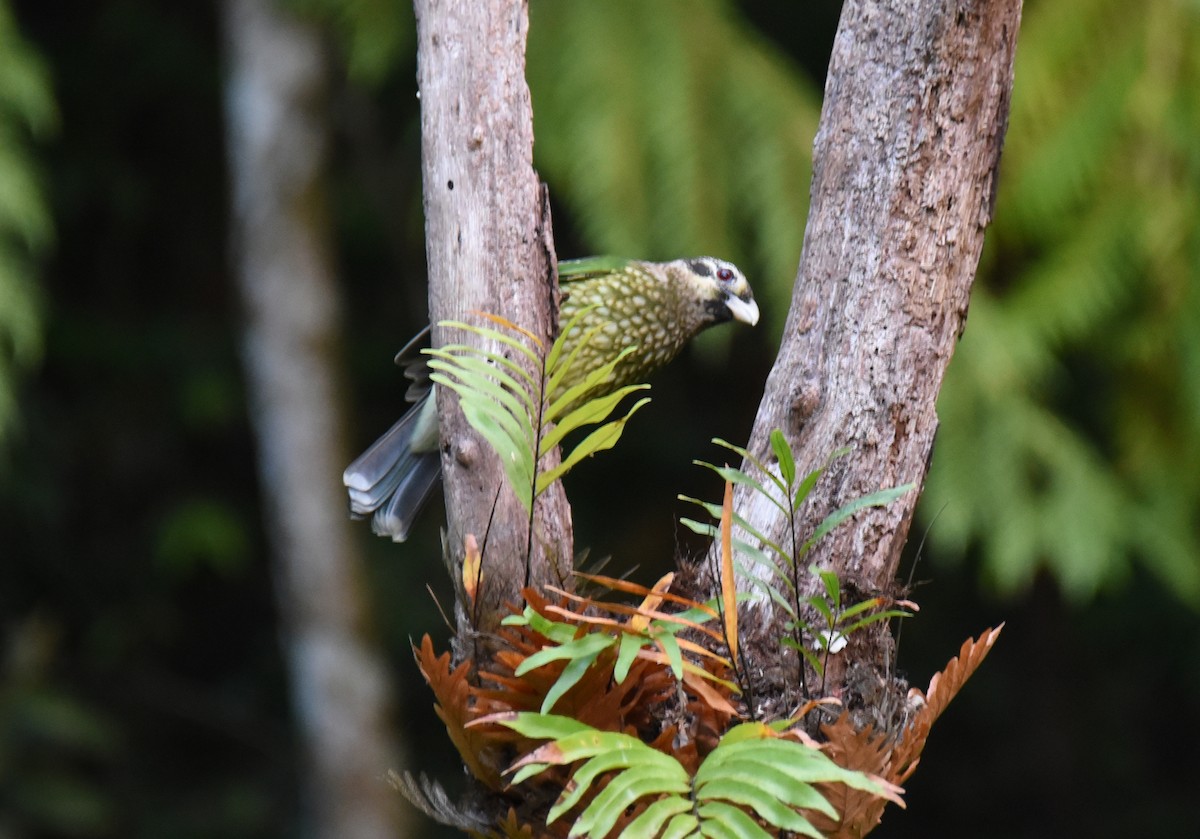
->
[395, 310, 1000, 838]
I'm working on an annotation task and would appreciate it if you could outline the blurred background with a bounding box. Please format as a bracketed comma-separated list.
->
[2, 0, 1198, 836]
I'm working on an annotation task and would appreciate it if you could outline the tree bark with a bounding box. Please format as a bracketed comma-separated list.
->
[731, 0, 1022, 650]
[222, 1, 409, 836]
[413, 0, 573, 637]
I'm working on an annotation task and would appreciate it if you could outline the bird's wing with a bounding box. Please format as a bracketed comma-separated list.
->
[558, 256, 635, 284]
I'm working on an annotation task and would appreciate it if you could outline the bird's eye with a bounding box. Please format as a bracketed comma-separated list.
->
[717, 267, 734, 282]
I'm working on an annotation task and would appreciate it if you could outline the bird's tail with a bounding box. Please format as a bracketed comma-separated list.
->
[343, 396, 441, 542]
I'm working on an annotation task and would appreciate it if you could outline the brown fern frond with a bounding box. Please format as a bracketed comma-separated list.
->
[414, 581, 750, 833]
[810, 715, 899, 837]
[720, 478, 739, 662]
[485, 808, 537, 838]
[492, 585, 740, 727]
[891, 623, 1004, 784]
[544, 578, 727, 645]
[414, 634, 510, 790]
[573, 571, 720, 618]
[916, 623, 1005, 727]
[803, 625, 1003, 836]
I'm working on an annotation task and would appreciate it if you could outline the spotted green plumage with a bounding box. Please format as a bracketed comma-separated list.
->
[344, 256, 758, 541]
[555, 257, 758, 399]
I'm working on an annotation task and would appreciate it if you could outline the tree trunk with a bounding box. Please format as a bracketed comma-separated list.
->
[222, 1, 409, 836]
[413, 0, 573, 638]
[730, 0, 1022, 658]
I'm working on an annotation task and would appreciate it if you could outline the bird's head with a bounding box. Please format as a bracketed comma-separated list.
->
[676, 257, 760, 328]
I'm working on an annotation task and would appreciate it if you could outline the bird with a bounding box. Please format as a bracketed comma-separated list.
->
[343, 256, 759, 541]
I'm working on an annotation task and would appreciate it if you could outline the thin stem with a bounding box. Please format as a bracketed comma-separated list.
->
[736, 641, 757, 721]
[470, 482, 504, 684]
[474, 484, 503, 629]
[819, 599, 840, 697]
[523, 345, 550, 589]
[787, 490, 807, 700]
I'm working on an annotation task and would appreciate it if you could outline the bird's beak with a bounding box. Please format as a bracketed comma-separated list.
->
[726, 295, 760, 327]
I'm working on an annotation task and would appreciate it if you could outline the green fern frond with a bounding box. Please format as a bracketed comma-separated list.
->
[797, 485, 914, 561]
[502, 599, 731, 714]
[424, 310, 651, 514]
[0, 3, 55, 444]
[493, 713, 899, 838]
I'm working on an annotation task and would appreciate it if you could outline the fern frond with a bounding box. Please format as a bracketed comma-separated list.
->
[719, 479, 738, 664]
[488, 713, 901, 839]
[0, 10, 55, 444]
[797, 485, 915, 562]
[425, 311, 652, 515]
[536, 395, 651, 493]
[686, 437, 913, 575]
[502, 583, 738, 714]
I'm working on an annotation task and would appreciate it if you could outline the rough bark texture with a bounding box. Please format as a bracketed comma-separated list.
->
[732, 0, 1022, 648]
[222, 1, 408, 835]
[413, 0, 573, 636]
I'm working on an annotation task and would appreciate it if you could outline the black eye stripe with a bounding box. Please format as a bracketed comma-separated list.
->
[687, 258, 714, 277]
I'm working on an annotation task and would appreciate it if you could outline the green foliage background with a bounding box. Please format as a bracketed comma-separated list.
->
[925, 0, 1200, 602]
[0, 0, 53, 444]
[2, 0, 1199, 837]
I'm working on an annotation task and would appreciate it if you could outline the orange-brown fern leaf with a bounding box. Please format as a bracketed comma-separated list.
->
[484, 595, 672, 735]
[573, 571, 720, 618]
[496, 585, 738, 731]
[483, 630, 564, 712]
[809, 713, 904, 837]
[484, 807, 538, 839]
[807, 626, 1003, 836]
[917, 623, 1004, 727]
[477, 591, 579, 710]
[629, 571, 673, 631]
[543, 580, 726, 646]
[469, 583, 742, 814]
[720, 478, 738, 662]
[892, 624, 1004, 784]
[648, 723, 702, 775]
[581, 654, 680, 733]
[413, 634, 507, 790]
